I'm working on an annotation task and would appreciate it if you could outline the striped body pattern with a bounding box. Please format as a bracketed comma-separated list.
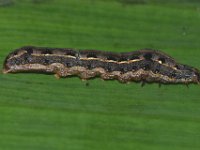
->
[3, 46, 200, 84]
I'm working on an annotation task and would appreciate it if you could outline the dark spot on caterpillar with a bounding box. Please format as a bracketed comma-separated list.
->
[130, 55, 140, 60]
[121, 63, 134, 72]
[13, 51, 18, 55]
[107, 55, 118, 61]
[143, 64, 150, 70]
[87, 53, 97, 58]
[132, 65, 137, 70]
[143, 53, 152, 60]
[27, 49, 33, 55]
[119, 64, 127, 73]
[80, 60, 96, 69]
[41, 50, 53, 54]
[87, 63, 92, 69]
[155, 69, 160, 73]
[106, 62, 119, 72]
[170, 71, 177, 78]
[141, 60, 151, 70]
[23, 54, 29, 63]
[158, 57, 165, 64]
[44, 58, 50, 65]
[106, 65, 112, 72]
[65, 50, 76, 57]
[11, 58, 21, 65]
[65, 62, 72, 67]
[182, 65, 195, 72]
[25, 47, 33, 55]
[119, 57, 128, 61]
[174, 64, 183, 70]
[64, 58, 78, 67]
[174, 65, 179, 69]
[120, 67, 125, 73]
[152, 64, 161, 73]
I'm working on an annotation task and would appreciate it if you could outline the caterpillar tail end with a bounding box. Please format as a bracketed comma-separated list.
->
[2, 68, 10, 74]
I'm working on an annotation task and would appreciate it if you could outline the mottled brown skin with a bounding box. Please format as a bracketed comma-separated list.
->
[3, 46, 200, 84]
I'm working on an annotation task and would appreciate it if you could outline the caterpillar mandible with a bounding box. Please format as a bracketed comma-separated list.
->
[3, 46, 200, 84]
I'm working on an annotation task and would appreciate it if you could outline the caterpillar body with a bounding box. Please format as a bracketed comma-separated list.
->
[3, 46, 200, 84]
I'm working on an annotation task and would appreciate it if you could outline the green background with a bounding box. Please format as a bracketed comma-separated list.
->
[0, 0, 200, 149]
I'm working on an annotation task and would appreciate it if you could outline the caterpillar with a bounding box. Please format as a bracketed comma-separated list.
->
[2, 46, 200, 84]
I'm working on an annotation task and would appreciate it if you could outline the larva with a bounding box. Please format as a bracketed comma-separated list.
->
[2, 46, 200, 84]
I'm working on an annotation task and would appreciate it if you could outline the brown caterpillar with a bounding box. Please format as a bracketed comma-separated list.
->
[2, 46, 200, 84]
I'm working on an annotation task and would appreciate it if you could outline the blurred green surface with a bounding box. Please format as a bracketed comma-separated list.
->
[0, 0, 200, 149]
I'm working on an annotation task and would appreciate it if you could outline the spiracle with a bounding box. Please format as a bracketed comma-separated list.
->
[3, 46, 200, 84]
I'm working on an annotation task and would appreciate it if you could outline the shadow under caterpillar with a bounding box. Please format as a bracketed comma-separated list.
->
[2, 46, 200, 84]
